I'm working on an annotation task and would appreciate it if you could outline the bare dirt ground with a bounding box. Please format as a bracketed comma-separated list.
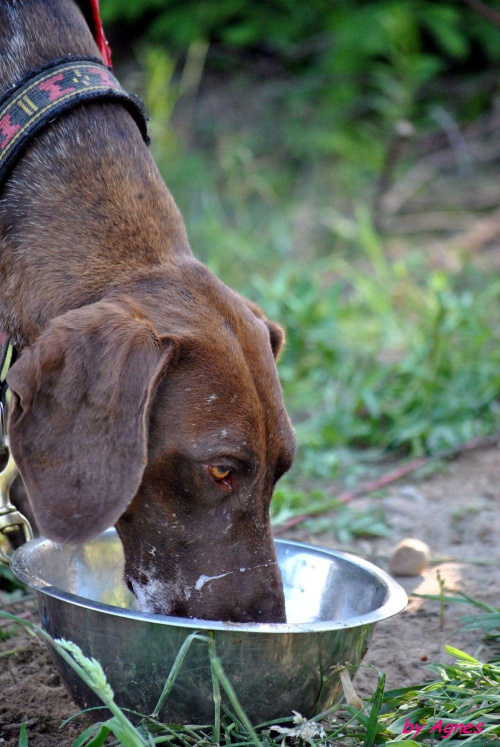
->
[0, 446, 498, 745]
[284, 445, 499, 698]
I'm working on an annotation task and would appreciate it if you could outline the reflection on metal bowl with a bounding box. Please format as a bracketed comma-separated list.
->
[11, 529, 407, 723]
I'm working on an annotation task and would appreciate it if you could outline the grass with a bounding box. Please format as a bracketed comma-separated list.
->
[2, 593, 499, 746]
[258, 255, 500, 463]
[413, 591, 500, 660]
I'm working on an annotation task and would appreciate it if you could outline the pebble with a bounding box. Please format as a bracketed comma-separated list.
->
[388, 537, 430, 576]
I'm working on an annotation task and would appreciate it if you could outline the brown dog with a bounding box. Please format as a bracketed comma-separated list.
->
[0, 0, 295, 622]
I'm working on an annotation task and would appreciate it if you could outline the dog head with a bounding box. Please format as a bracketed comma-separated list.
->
[6, 259, 295, 622]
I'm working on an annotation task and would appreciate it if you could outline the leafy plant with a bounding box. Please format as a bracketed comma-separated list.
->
[3, 606, 500, 745]
[103, 0, 499, 176]
[253, 248, 500, 485]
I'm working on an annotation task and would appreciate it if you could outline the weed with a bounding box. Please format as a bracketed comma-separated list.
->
[2, 604, 499, 746]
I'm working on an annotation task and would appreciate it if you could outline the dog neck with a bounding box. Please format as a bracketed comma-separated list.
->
[0, 1, 100, 92]
[0, 0, 191, 348]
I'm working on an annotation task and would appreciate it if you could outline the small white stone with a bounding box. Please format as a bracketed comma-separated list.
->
[388, 537, 430, 576]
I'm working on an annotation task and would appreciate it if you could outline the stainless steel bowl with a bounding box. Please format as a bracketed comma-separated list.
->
[11, 529, 406, 723]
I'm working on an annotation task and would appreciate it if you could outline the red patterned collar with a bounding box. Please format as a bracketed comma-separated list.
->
[0, 57, 149, 189]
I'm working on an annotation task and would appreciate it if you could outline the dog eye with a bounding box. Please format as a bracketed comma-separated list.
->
[209, 465, 232, 481]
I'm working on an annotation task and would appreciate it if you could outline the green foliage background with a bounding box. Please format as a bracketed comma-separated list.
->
[101, 0, 499, 127]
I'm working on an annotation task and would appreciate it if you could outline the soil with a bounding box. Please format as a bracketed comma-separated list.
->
[284, 445, 499, 699]
[0, 446, 498, 746]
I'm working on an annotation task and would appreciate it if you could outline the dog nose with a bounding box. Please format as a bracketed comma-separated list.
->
[216, 584, 286, 623]
[248, 590, 287, 623]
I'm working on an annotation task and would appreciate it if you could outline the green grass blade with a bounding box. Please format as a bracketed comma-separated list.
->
[209, 641, 222, 744]
[18, 723, 28, 747]
[445, 646, 480, 663]
[151, 632, 210, 719]
[208, 649, 261, 747]
[85, 725, 111, 747]
[71, 723, 107, 747]
[102, 716, 146, 747]
[413, 592, 498, 613]
[61, 706, 110, 727]
[363, 672, 385, 747]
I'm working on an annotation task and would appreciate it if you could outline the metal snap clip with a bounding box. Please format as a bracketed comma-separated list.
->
[0, 450, 33, 564]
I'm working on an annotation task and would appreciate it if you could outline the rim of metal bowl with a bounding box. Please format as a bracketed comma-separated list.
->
[10, 534, 407, 634]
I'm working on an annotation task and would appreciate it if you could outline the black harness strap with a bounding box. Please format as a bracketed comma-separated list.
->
[0, 57, 149, 188]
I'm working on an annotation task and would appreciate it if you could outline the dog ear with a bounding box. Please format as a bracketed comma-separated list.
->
[6, 299, 176, 543]
[244, 299, 286, 360]
[264, 319, 285, 360]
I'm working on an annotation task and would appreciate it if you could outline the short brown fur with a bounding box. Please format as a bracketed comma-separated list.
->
[0, 0, 295, 622]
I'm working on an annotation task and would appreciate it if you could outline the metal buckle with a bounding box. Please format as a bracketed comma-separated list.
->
[0, 450, 33, 564]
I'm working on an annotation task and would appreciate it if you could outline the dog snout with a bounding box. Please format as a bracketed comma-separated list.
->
[126, 555, 286, 623]
[188, 556, 286, 623]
